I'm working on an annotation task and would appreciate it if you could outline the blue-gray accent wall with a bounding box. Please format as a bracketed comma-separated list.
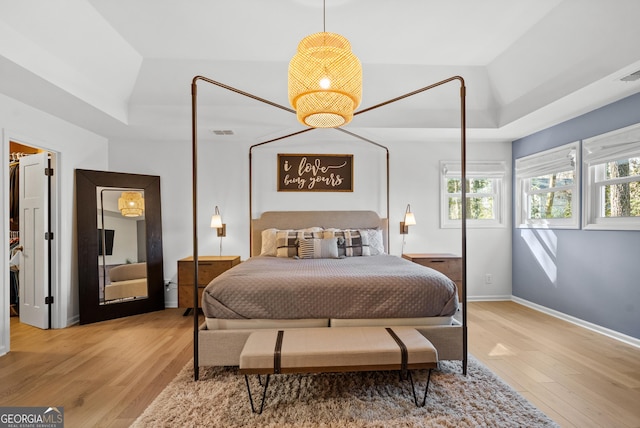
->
[512, 92, 640, 340]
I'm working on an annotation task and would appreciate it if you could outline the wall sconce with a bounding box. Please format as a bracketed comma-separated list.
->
[210, 206, 226, 237]
[400, 204, 416, 234]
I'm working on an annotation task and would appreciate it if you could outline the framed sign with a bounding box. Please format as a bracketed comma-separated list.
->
[278, 154, 353, 192]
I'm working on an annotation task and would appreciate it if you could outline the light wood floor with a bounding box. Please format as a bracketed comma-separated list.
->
[468, 301, 640, 428]
[1, 308, 194, 427]
[1, 302, 639, 427]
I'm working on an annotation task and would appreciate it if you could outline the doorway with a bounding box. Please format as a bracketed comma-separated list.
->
[8, 139, 57, 331]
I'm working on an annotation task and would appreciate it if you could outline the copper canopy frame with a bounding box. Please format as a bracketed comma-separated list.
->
[191, 75, 467, 380]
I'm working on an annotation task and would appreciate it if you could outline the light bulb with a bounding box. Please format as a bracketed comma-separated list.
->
[319, 77, 331, 89]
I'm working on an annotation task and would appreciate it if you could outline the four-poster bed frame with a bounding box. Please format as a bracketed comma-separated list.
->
[190, 75, 467, 381]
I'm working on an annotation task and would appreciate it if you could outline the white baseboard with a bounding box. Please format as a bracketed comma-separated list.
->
[512, 296, 640, 349]
[468, 294, 512, 302]
[66, 315, 79, 327]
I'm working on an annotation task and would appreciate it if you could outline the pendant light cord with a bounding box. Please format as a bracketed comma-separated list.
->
[323, 0, 326, 32]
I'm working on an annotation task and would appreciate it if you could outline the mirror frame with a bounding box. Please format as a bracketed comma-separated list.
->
[76, 169, 164, 324]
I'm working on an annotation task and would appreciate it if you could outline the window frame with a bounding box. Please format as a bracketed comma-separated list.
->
[582, 123, 640, 231]
[440, 160, 507, 229]
[515, 141, 580, 229]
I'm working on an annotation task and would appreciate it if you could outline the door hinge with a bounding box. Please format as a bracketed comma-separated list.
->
[44, 167, 54, 176]
[45, 232, 54, 240]
[45, 296, 54, 304]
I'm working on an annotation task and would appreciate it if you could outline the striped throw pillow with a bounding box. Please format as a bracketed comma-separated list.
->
[298, 237, 340, 259]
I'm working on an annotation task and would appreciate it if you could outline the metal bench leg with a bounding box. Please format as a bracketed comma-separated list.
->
[408, 369, 432, 407]
[244, 374, 271, 414]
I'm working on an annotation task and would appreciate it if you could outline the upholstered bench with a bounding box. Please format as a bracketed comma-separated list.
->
[105, 262, 147, 301]
[239, 326, 438, 413]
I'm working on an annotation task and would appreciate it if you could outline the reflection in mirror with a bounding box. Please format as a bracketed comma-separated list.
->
[76, 169, 164, 325]
[97, 187, 148, 304]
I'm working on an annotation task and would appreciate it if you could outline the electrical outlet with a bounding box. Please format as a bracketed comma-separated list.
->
[485, 274, 493, 284]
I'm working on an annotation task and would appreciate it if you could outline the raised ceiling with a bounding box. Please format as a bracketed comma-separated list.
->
[1, 0, 639, 144]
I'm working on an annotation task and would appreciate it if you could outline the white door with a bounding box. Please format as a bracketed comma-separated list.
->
[19, 152, 50, 329]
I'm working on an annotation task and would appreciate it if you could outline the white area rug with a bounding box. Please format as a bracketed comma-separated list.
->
[133, 356, 558, 427]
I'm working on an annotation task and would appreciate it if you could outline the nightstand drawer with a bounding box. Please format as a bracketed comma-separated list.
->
[178, 260, 238, 286]
[412, 258, 461, 281]
[177, 256, 240, 309]
[402, 253, 463, 301]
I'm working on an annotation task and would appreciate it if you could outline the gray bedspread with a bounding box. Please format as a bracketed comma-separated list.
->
[202, 254, 459, 320]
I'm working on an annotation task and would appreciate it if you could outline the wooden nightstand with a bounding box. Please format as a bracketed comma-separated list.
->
[177, 256, 240, 315]
[402, 253, 463, 302]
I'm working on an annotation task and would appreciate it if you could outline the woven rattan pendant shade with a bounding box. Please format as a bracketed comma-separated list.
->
[118, 191, 144, 217]
[288, 32, 362, 128]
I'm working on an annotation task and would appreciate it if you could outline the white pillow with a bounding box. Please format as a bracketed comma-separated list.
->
[260, 228, 278, 256]
[298, 237, 340, 259]
[359, 228, 385, 255]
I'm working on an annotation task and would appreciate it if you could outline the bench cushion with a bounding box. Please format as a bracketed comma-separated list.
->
[239, 326, 438, 374]
[104, 278, 147, 300]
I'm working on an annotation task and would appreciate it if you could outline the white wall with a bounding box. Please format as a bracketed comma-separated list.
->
[98, 212, 141, 265]
[109, 133, 512, 307]
[1, 93, 108, 355]
[466, 141, 512, 300]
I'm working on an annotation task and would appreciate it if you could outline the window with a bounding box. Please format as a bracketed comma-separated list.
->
[440, 161, 507, 228]
[515, 142, 579, 229]
[583, 123, 640, 230]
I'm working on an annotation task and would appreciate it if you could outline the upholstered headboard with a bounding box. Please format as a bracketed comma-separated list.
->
[251, 210, 389, 257]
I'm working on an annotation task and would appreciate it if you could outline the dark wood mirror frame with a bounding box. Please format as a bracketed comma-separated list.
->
[76, 169, 164, 324]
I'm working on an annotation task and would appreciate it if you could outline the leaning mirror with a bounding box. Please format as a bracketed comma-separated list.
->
[76, 169, 164, 324]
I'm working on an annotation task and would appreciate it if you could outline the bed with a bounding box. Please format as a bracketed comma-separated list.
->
[197, 210, 465, 369]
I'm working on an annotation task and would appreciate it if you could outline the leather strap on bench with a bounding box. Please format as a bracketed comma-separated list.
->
[385, 327, 408, 372]
[274, 330, 284, 374]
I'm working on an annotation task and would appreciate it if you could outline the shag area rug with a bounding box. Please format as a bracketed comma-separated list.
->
[132, 356, 558, 427]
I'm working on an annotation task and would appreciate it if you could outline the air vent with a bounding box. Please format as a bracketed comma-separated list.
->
[620, 70, 640, 82]
[211, 130, 234, 135]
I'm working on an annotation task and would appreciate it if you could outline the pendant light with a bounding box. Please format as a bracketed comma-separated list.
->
[288, 1, 362, 128]
[118, 191, 144, 217]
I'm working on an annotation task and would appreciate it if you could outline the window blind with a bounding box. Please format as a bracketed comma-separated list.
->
[515, 142, 578, 179]
[583, 123, 640, 165]
[441, 160, 506, 178]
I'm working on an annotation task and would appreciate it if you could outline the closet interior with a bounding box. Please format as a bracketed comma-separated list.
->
[8, 141, 42, 317]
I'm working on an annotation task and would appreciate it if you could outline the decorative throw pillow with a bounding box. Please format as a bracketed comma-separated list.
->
[324, 229, 371, 256]
[359, 228, 385, 255]
[298, 237, 340, 259]
[275, 229, 323, 258]
[275, 230, 299, 258]
[342, 229, 371, 257]
[262, 227, 322, 257]
[323, 229, 346, 257]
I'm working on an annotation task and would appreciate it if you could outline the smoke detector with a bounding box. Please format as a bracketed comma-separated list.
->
[211, 130, 234, 135]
